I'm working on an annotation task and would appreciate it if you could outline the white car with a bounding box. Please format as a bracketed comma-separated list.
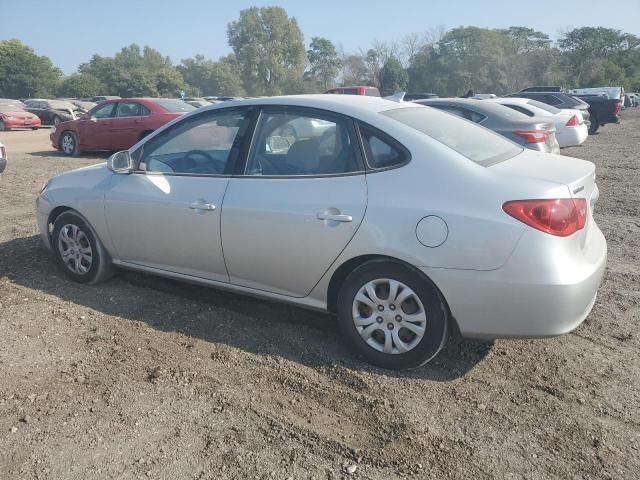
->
[485, 98, 589, 148]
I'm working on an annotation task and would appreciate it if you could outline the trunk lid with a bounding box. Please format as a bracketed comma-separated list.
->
[490, 149, 598, 243]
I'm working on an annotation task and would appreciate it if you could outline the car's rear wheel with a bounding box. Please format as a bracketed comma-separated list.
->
[31, 127, 39, 130]
[337, 260, 449, 370]
[0, 120, 6, 131]
[53, 115, 62, 126]
[52, 211, 114, 284]
[60, 131, 79, 156]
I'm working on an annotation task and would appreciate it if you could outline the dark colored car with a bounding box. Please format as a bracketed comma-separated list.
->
[0, 103, 42, 131]
[415, 98, 560, 153]
[325, 86, 381, 96]
[519, 86, 562, 93]
[23, 99, 81, 126]
[50, 97, 196, 156]
[572, 94, 622, 133]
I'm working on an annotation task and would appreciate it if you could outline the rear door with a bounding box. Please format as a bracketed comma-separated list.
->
[221, 106, 367, 297]
[110, 102, 151, 149]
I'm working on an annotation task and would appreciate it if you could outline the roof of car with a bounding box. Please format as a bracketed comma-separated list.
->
[198, 94, 418, 117]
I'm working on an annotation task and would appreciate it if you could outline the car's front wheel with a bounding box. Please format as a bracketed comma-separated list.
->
[337, 260, 449, 370]
[52, 211, 113, 284]
[60, 131, 79, 156]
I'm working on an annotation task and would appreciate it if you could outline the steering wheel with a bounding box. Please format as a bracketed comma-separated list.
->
[183, 150, 226, 174]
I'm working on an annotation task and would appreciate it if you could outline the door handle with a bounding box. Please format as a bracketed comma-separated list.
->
[317, 212, 352, 222]
[190, 201, 216, 211]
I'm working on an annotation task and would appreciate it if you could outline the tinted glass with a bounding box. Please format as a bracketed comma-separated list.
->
[383, 107, 522, 166]
[91, 103, 116, 119]
[342, 89, 359, 95]
[359, 126, 407, 169]
[503, 104, 534, 117]
[544, 95, 563, 106]
[140, 110, 247, 175]
[246, 111, 359, 176]
[153, 99, 196, 113]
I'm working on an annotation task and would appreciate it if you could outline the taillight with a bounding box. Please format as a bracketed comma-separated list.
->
[513, 129, 549, 143]
[503, 198, 587, 237]
[565, 115, 578, 127]
[613, 102, 622, 115]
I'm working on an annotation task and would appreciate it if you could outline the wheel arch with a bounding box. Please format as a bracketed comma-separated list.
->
[326, 254, 456, 329]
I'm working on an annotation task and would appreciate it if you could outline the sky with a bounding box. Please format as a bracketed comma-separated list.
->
[2, 0, 640, 73]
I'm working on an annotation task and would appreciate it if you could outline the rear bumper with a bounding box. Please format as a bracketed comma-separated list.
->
[423, 223, 607, 338]
[558, 124, 588, 148]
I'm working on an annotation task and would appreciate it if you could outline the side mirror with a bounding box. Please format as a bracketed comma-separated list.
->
[107, 151, 133, 173]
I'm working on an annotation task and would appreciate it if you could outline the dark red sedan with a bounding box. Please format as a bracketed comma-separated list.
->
[50, 98, 195, 156]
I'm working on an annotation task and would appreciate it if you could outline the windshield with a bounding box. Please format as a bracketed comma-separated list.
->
[382, 107, 522, 166]
[526, 99, 561, 114]
[153, 99, 196, 113]
[0, 104, 26, 112]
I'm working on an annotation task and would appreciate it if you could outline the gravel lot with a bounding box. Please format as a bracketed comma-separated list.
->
[0, 112, 639, 480]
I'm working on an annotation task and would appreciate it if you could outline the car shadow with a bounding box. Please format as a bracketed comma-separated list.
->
[0, 235, 493, 381]
[29, 150, 113, 159]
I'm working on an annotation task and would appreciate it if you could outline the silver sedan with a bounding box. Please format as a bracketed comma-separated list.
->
[36, 95, 607, 369]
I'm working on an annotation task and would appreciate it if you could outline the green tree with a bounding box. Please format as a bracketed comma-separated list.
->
[497, 27, 555, 91]
[0, 39, 61, 98]
[79, 44, 185, 97]
[379, 57, 408, 95]
[307, 37, 341, 90]
[227, 6, 306, 95]
[57, 73, 106, 97]
[178, 54, 245, 96]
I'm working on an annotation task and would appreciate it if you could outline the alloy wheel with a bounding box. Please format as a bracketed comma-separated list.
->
[57, 224, 93, 275]
[61, 134, 75, 154]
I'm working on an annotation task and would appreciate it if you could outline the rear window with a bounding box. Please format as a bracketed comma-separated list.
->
[153, 99, 196, 113]
[364, 88, 381, 97]
[526, 99, 561, 114]
[382, 107, 522, 166]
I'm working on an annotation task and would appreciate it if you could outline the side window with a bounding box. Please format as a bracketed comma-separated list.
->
[359, 125, 408, 169]
[246, 111, 359, 176]
[115, 102, 148, 117]
[138, 109, 247, 175]
[91, 103, 116, 119]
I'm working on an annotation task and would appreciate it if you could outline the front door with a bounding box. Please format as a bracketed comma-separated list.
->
[221, 107, 367, 297]
[104, 107, 251, 282]
[77, 102, 117, 150]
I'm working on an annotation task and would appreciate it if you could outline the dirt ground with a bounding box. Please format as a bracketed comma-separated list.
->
[0, 111, 638, 480]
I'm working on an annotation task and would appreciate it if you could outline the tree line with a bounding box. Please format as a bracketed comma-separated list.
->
[1, 6, 639, 100]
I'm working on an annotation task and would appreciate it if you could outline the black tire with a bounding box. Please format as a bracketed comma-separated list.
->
[0, 120, 6, 131]
[52, 115, 62, 126]
[52, 211, 114, 285]
[31, 127, 39, 131]
[588, 114, 599, 134]
[59, 131, 79, 156]
[337, 260, 449, 370]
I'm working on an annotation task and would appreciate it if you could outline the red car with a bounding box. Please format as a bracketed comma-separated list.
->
[324, 86, 381, 96]
[50, 98, 195, 156]
[0, 104, 41, 131]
